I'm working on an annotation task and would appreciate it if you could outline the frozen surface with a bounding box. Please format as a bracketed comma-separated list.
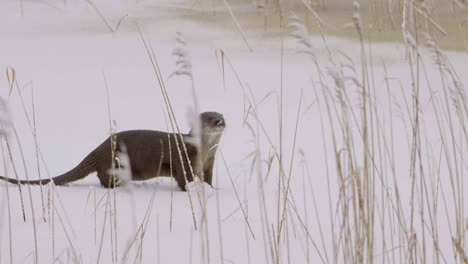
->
[0, 0, 467, 263]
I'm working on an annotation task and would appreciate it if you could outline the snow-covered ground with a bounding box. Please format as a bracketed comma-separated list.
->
[0, 0, 467, 263]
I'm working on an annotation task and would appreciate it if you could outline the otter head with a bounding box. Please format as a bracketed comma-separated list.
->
[187, 111, 225, 146]
[200, 111, 226, 137]
[185, 112, 225, 166]
[199, 111, 225, 156]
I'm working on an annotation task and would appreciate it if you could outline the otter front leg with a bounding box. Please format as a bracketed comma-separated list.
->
[173, 166, 194, 191]
[203, 168, 213, 187]
[202, 156, 215, 187]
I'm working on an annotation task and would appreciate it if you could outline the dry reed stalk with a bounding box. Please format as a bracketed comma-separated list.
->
[18, 0, 23, 16]
[287, 23, 343, 263]
[405, 5, 421, 262]
[50, 183, 56, 259]
[10, 75, 50, 223]
[221, 0, 253, 51]
[296, 1, 332, 58]
[276, 37, 284, 264]
[424, 34, 467, 264]
[215, 165, 225, 264]
[311, 86, 337, 263]
[156, 214, 160, 264]
[243, 177, 252, 264]
[30, 85, 47, 223]
[0, 142, 13, 264]
[137, 142, 165, 262]
[162, 110, 175, 232]
[0, 188, 4, 263]
[300, 156, 310, 264]
[94, 188, 97, 245]
[353, 2, 374, 261]
[278, 89, 303, 253]
[93, 106, 116, 264]
[381, 63, 398, 262]
[288, 9, 398, 262]
[171, 32, 213, 263]
[301, 152, 330, 263]
[219, 150, 255, 239]
[214, 49, 249, 123]
[122, 140, 163, 263]
[53, 201, 80, 262]
[96, 191, 111, 264]
[175, 32, 213, 264]
[245, 98, 308, 262]
[84, 0, 116, 32]
[102, 71, 119, 264]
[245, 119, 272, 264]
[4, 76, 26, 223]
[9, 124, 39, 264]
[136, 24, 198, 230]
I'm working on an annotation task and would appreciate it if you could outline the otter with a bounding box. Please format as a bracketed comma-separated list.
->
[0, 112, 226, 191]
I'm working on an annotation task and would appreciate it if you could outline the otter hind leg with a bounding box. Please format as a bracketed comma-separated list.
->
[174, 174, 187, 191]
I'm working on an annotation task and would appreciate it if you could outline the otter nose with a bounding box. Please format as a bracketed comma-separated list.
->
[216, 116, 225, 127]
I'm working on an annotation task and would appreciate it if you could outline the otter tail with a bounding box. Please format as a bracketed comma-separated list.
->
[0, 152, 97, 186]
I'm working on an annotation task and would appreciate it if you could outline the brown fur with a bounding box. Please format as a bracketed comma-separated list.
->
[0, 112, 225, 191]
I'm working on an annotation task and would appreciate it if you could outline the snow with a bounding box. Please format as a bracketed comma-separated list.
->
[0, 0, 467, 263]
